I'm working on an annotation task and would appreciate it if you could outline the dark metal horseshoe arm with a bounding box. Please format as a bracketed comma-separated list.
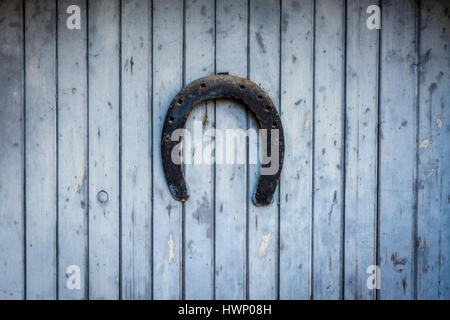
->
[161, 74, 285, 206]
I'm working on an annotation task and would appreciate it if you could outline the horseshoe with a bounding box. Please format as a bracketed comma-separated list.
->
[161, 74, 285, 206]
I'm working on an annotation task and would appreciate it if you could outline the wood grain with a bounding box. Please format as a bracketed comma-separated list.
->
[379, 0, 418, 300]
[25, 0, 57, 300]
[57, 0, 88, 300]
[152, 0, 183, 299]
[183, 0, 216, 300]
[313, 0, 345, 300]
[248, 0, 280, 300]
[344, 0, 379, 300]
[120, 0, 152, 300]
[215, 0, 248, 300]
[417, 0, 450, 300]
[0, 0, 24, 300]
[0, 0, 447, 300]
[88, 0, 120, 299]
[279, 0, 313, 300]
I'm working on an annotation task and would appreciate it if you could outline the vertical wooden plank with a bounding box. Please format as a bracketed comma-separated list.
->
[121, 0, 152, 300]
[0, 0, 24, 300]
[57, 0, 87, 300]
[313, 0, 345, 300]
[25, 0, 57, 300]
[248, 0, 280, 300]
[215, 0, 248, 300]
[152, 0, 183, 300]
[379, 0, 417, 300]
[183, 0, 215, 299]
[279, 0, 313, 300]
[344, 0, 379, 300]
[88, 0, 120, 299]
[417, 0, 450, 300]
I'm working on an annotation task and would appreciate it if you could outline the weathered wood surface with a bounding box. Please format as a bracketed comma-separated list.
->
[57, 0, 87, 300]
[312, 0, 345, 299]
[184, 0, 215, 299]
[279, 0, 313, 300]
[0, 0, 24, 300]
[120, 0, 152, 299]
[344, 0, 378, 300]
[88, 0, 120, 299]
[379, 0, 418, 300]
[248, 0, 280, 300]
[0, 0, 449, 300]
[152, 0, 183, 300]
[417, 0, 450, 300]
[25, 0, 57, 300]
[215, 0, 248, 300]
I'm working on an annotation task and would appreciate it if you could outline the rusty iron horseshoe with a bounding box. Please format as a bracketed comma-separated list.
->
[161, 74, 285, 206]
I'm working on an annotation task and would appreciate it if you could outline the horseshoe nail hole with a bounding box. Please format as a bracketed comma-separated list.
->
[239, 84, 246, 90]
[272, 121, 277, 128]
[168, 116, 174, 124]
[165, 135, 171, 142]
[97, 190, 109, 204]
[177, 98, 184, 105]
[200, 83, 206, 88]
[265, 106, 271, 112]
[257, 95, 263, 100]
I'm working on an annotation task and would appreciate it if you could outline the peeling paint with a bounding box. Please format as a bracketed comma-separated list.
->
[419, 139, 429, 149]
[168, 233, 174, 264]
[305, 114, 311, 129]
[435, 118, 443, 128]
[427, 167, 437, 177]
[258, 233, 271, 257]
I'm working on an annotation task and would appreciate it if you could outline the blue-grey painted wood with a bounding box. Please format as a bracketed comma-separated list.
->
[344, 0, 379, 300]
[120, 0, 152, 300]
[248, 0, 280, 300]
[88, 0, 120, 299]
[313, 0, 345, 300]
[417, 0, 450, 300]
[25, 0, 57, 300]
[379, 0, 418, 300]
[0, 0, 24, 300]
[279, 0, 313, 300]
[215, 0, 248, 300]
[57, 0, 87, 300]
[184, 0, 216, 299]
[1, 0, 449, 300]
[152, 0, 183, 299]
